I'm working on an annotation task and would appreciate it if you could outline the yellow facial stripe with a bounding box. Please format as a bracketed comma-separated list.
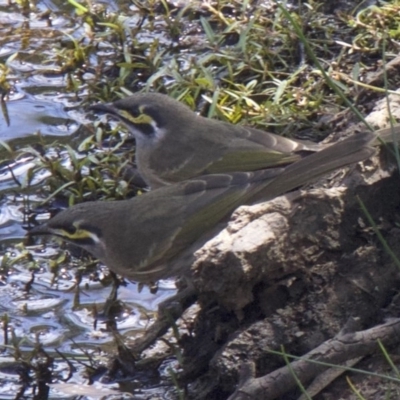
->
[53, 222, 100, 243]
[118, 108, 153, 125]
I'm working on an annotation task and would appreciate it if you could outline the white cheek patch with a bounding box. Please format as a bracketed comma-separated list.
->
[137, 124, 167, 146]
[87, 231, 102, 244]
[153, 125, 167, 141]
[82, 237, 107, 261]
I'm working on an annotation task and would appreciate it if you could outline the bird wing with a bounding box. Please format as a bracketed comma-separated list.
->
[235, 125, 324, 152]
[201, 124, 325, 174]
[159, 170, 284, 259]
[205, 148, 302, 173]
[133, 170, 284, 278]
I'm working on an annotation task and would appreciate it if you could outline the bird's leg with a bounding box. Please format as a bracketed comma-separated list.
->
[128, 282, 197, 356]
[103, 281, 197, 380]
[94, 272, 125, 332]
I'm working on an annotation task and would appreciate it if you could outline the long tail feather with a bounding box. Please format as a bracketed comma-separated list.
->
[249, 131, 376, 204]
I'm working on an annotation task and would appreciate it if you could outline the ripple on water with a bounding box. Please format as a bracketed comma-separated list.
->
[0, 0, 184, 396]
[0, 97, 80, 139]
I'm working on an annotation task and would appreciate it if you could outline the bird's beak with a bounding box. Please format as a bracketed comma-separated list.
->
[89, 103, 118, 116]
[28, 224, 53, 237]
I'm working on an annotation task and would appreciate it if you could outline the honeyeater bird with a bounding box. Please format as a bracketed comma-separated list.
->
[89, 93, 330, 189]
[29, 130, 376, 283]
[90, 92, 395, 190]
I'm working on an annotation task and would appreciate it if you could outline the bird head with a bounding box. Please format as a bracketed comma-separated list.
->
[90, 93, 196, 145]
[29, 203, 107, 262]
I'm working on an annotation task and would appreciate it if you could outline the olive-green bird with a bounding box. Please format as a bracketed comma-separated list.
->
[29, 131, 376, 283]
[90, 93, 396, 190]
[89, 93, 332, 189]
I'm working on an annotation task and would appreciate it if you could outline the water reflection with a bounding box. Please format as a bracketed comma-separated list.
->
[0, 98, 79, 139]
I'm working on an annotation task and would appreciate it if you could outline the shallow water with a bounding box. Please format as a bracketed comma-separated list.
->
[0, 1, 178, 398]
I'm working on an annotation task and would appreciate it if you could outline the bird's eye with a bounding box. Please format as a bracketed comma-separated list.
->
[62, 224, 77, 235]
[130, 106, 141, 118]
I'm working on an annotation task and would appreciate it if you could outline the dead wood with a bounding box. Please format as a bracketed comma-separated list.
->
[228, 318, 400, 399]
